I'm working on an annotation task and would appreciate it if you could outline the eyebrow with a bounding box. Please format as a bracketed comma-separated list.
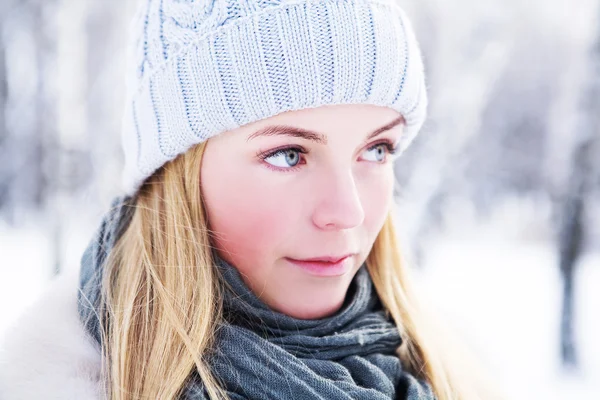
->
[246, 115, 404, 144]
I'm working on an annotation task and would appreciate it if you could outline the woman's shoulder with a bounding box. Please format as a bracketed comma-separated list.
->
[0, 270, 104, 400]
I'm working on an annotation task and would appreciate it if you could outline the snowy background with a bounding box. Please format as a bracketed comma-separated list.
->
[1, 0, 599, 399]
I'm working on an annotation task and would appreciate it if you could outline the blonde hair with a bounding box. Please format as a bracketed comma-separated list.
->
[97, 141, 500, 399]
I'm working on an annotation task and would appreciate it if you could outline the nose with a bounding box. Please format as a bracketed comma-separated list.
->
[311, 169, 365, 230]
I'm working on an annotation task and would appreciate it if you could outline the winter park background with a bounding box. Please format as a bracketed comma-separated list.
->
[0, 0, 599, 399]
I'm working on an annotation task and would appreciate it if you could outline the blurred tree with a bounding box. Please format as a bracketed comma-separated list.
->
[0, 18, 7, 211]
[395, 1, 513, 256]
[1, 0, 77, 275]
[557, 6, 600, 369]
[0, 2, 45, 224]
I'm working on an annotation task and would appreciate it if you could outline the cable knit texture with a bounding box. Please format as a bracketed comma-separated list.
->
[121, 0, 428, 195]
[181, 256, 436, 399]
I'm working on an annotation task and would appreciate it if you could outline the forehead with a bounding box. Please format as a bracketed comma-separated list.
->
[231, 104, 403, 139]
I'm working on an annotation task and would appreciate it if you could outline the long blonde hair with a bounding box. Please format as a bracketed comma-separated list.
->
[97, 141, 499, 399]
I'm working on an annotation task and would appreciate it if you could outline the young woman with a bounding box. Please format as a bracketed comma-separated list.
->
[0, 0, 500, 399]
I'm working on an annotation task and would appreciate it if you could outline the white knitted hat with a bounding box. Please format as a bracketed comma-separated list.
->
[120, 0, 427, 195]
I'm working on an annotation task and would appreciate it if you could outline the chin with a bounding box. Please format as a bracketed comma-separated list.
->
[275, 297, 346, 320]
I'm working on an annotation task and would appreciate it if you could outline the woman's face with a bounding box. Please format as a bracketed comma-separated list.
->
[201, 104, 403, 319]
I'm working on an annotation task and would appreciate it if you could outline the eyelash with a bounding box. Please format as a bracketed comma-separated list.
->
[373, 140, 399, 157]
[257, 140, 399, 172]
[257, 146, 309, 173]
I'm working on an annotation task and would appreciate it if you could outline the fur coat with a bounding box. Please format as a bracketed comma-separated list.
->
[0, 271, 103, 400]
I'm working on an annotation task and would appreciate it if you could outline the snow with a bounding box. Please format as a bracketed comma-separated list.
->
[415, 233, 599, 399]
[0, 222, 51, 341]
[411, 198, 600, 399]
[0, 198, 98, 342]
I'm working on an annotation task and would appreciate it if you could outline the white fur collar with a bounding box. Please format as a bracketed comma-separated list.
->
[0, 271, 103, 400]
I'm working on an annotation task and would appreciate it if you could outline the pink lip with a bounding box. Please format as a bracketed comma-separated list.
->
[285, 254, 354, 277]
[296, 254, 353, 263]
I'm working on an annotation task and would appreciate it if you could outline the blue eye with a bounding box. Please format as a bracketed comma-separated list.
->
[362, 142, 398, 162]
[263, 148, 303, 168]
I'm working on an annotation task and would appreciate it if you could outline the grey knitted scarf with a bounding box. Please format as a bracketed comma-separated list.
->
[78, 196, 435, 400]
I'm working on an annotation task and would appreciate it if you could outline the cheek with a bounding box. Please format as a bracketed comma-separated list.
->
[359, 168, 395, 236]
[201, 164, 298, 264]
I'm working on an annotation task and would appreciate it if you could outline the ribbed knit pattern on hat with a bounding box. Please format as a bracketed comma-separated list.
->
[121, 0, 427, 195]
